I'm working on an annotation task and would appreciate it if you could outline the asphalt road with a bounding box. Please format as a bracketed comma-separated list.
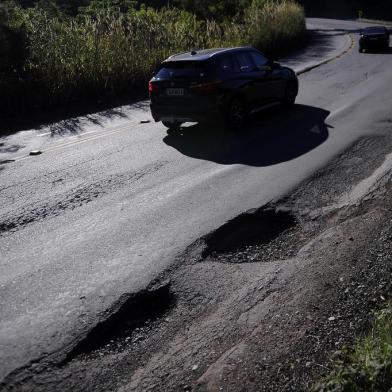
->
[1, 18, 391, 383]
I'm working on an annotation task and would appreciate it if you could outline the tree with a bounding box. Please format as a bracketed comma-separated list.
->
[0, 3, 28, 74]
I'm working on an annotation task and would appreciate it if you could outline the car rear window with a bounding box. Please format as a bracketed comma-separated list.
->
[363, 26, 387, 34]
[156, 61, 209, 79]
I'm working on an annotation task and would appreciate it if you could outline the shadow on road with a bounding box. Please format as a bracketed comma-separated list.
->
[360, 47, 392, 54]
[0, 143, 23, 153]
[163, 104, 331, 167]
[312, 28, 361, 35]
[46, 107, 129, 137]
[0, 99, 150, 138]
[284, 27, 359, 61]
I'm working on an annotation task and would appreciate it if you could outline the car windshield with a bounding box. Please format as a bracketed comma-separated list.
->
[155, 61, 209, 79]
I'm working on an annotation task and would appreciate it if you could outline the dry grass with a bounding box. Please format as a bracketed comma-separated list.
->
[245, 0, 306, 55]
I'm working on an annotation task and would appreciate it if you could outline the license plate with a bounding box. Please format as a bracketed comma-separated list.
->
[166, 88, 185, 96]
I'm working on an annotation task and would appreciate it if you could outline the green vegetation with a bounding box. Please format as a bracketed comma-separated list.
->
[314, 304, 392, 391]
[297, 0, 392, 21]
[0, 0, 306, 117]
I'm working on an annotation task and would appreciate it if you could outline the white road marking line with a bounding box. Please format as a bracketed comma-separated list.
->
[13, 121, 144, 162]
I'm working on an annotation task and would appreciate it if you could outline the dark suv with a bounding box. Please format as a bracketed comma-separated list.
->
[149, 47, 298, 129]
[359, 26, 390, 52]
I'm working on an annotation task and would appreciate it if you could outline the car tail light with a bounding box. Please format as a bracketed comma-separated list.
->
[191, 80, 222, 93]
[148, 81, 159, 93]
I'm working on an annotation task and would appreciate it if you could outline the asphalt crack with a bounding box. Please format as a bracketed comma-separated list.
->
[0, 161, 165, 235]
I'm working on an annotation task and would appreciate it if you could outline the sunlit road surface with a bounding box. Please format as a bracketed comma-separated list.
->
[1, 18, 391, 380]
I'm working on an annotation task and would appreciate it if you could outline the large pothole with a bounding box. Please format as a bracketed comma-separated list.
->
[64, 280, 174, 362]
[202, 206, 297, 262]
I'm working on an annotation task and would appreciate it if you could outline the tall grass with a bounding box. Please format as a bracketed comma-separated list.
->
[314, 305, 392, 391]
[244, 0, 306, 54]
[0, 0, 306, 117]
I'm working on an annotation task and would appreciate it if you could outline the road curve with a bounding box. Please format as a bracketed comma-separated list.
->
[0, 18, 391, 381]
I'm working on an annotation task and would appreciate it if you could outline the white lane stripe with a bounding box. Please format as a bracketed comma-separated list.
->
[13, 121, 147, 161]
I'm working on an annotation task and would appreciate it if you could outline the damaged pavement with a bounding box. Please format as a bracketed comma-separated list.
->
[3, 134, 392, 391]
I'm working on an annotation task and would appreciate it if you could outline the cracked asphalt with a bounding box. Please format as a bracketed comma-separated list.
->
[1, 18, 392, 391]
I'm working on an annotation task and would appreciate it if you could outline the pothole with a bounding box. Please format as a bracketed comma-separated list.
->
[64, 280, 174, 362]
[202, 206, 297, 260]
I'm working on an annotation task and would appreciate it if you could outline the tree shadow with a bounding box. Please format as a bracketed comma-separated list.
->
[163, 104, 331, 167]
[311, 28, 361, 35]
[43, 108, 128, 137]
[360, 46, 392, 54]
[0, 99, 150, 138]
[280, 28, 359, 69]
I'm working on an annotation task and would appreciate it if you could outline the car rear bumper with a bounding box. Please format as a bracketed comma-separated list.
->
[150, 102, 223, 123]
[359, 37, 389, 48]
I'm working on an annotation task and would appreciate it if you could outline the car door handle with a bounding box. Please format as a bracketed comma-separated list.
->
[257, 65, 272, 72]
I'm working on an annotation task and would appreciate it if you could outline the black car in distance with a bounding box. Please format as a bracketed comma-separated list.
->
[359, 26, 390, 52]
[149, 47, 298, 130]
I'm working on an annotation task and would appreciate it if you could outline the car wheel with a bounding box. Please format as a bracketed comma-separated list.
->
[359, 47, 363, 53]
[282, 79, 297, 108]
[162, 120, 182, 130]
[226, 97, 247, 130]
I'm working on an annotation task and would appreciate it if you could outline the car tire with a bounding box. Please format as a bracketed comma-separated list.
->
[162, 120, 182, 130]
[282, 79, 297, 108]
[226, 97, 247, 130]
